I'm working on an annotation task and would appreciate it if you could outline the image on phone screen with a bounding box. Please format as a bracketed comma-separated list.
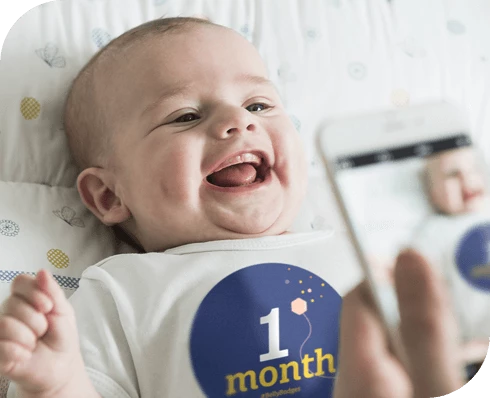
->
[331, 132, 490, 364]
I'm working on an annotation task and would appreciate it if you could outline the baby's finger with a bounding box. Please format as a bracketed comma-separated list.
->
[0, 315, 37, 352]
[394, 249, 464, 397]
[3, 295, 49, 338]
[35, 270, 76, 353]
[0, 340, 31, 377]
[35, 270, 71, 316]
[10, 274, 53, 314]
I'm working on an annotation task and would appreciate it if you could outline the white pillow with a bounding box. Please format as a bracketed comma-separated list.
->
[0, 182, 120, 300]
[3, 0, 490, 395]
[0, 0, 182, 306]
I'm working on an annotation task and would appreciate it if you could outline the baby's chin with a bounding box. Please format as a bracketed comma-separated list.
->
[435, 193, 485, 215]
[222, 220, 291, 238]
[464, 194, 487, 213]
[441, 198, 485, 215]
[212, 212, 295, 239]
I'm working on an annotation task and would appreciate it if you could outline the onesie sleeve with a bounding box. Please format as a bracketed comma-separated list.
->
[69, 272, 139, 398]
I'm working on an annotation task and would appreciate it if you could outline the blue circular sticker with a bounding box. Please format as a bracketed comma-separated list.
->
[190, 263, 341, 397]
[455, 223, 490, 291]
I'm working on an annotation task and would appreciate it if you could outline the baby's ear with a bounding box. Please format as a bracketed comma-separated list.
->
[77, 168, 131, 226]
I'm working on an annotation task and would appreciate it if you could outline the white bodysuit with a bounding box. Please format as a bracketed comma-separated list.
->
[410, 209, 490, 342]
[9, 231, 361, 398]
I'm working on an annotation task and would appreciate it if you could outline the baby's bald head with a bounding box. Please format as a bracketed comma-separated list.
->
[63, 17, 214, 172]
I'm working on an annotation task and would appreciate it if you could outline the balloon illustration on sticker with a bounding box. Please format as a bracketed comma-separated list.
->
[190, 263, 341, 397]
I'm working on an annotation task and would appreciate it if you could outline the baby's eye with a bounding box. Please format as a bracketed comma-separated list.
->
[246, 103, 269, 113]
[445, 170, 460, 178]
[174, 113, 200, 123]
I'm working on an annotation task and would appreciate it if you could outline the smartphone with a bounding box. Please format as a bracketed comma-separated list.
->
[318, 101, 490, 365]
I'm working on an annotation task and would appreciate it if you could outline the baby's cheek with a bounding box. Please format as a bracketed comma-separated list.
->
[284, 125, 306, 162]
[446, 182, 465, 211]
[474, 175, 487, 191]
[430, 182, 455, 214]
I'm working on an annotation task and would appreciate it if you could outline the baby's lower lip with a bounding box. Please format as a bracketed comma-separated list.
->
[464, 191, 482, 201]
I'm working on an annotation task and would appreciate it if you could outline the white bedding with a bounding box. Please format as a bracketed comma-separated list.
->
[2, 0, 490, 396]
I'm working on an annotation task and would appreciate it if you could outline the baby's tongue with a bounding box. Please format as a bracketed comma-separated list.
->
[208, 164, 257, 187]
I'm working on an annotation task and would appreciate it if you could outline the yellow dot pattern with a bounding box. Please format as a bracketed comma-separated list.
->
[20, 97, 41, 120]
[391, 89, 410, 107]
[301, 290, 305, 294]
[47, 249, 69, 269]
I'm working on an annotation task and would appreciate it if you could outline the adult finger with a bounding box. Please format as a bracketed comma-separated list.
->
[459, 339, 488, 364]
[334, 282, 411, 398]
[394, 249, 464, 397]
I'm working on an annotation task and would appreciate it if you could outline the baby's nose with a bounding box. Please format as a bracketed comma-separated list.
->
[210, 106, 256, 139]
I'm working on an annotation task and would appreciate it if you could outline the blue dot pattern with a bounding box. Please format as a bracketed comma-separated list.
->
[0, 270, 79, 290]
[92, 28, 112, 48]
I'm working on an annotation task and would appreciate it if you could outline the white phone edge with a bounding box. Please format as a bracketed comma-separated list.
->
[316, 101, 471, 364]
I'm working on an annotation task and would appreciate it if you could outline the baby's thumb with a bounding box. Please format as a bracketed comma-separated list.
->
[35, 269, 70, 316]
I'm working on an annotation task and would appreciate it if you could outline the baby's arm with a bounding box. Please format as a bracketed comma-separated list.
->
[0, 270, 100, 398]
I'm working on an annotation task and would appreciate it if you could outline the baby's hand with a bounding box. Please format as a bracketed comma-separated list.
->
[0, 270, 83, 395]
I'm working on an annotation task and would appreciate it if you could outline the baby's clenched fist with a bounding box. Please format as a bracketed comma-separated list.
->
[0, 270, 84, 396]
[0, 273, 52, 365]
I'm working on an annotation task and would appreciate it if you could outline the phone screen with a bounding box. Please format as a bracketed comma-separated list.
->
[332, 132, 490, 355]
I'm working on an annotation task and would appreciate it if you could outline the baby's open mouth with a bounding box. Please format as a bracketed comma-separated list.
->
[206, 152, 269, 188]
[464, 190, 484, 202]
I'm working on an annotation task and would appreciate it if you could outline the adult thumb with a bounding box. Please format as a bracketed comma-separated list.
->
[394, 249, 464, 397]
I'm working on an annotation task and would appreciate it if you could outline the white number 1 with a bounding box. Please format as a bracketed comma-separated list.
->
[260, 308, 289, 362]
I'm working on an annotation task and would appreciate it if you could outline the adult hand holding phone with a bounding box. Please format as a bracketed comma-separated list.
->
[334, 250, 464, 398]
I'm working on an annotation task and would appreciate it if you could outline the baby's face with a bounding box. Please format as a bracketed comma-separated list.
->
[101, 25, 307, 251]
[427, 148, 486, 214]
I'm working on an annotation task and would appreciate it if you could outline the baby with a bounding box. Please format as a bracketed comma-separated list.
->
[0, 17, 361, 397]
[411, 146, 490, 363]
